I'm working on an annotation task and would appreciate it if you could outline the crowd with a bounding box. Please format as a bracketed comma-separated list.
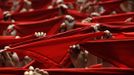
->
[0, 0, 134, 75]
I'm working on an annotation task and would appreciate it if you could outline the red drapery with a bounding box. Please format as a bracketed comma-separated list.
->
[0, 68, 134, 75]
[81, 38, 134, 68]
[14, 16, 64, 36]
[92, 12, 134, 23]
[12, 8, 61, 21]
[7, 32, 104, 68]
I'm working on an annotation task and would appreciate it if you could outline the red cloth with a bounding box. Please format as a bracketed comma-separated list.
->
[12, 8, 61, 21]
[0, 1, 12, 11]
[81, 38, 134, 68]
[122, 32, 134, 37]
[0, 8, 3, 20]
[0, 36, 16, 48]
[92, 12, 134, 23]
[99, 0, 124, 15]
[14, 16, 64, 36]
[7, 25, 93, 59]
[9, 26, 94, 65]
[7, 32, 104, 68]
[106, 22, 134, 25]
[64, 0, 75, 3]
[31, 0, 52, 9]
[0, 34, 39, 49]
[13, 0, 52, 13]
[99, 23, 134, 33]
[0, 22, 12, 35]
[75, 22, 134, 33]
[0, 68, 134, 75]
[10, 25, 95, 48]
[12, 8, 89, 22]
[67, 9, 89, 21]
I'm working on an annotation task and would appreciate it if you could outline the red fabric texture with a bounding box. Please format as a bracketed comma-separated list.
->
[67, 10, 89, 21]
[11, 0, 52, 13]
[12, 8, 61, 21]
[0, 68, 134, 75]
[122, 32, 134, 37]
[12, 8, 89, 22]
[0, 1, 12, 11]
[0, 22, 12, 35]
[1, 0, 134, 74]
[0, 34, 39, 49]
[99, 0, 124, 15]
[99, 23, 134, 33]
[31, 0, 52, 9]
[92, 12, 134, 23]
[0, 16, 64, 36]
[0, 8, 3, 20]
[75, 22, 134, 33]
[7, 32, 104, 68]
[81, 38, 134, 68]
[10, 25, 95, 49]
[106, 22, 134, 25]
[14, 16, 64, 36]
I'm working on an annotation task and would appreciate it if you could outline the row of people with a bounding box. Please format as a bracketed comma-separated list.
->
[0, 1, 134, 74]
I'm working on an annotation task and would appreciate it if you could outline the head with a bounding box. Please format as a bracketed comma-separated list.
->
[7, 24, 15, 30]
[120, 0, 134, 12]
[56, 0, 64, 5]
[65, 15, 75, 22]
[3, 11, 12, 21]
[90, 12, 100, 17]
[103, 30, 112, 39]
[6, 24, 16, 35]
[69, 44, 81, 55]
[91, 23, 101, 32]
[76, 0, 87, 5]
[24, 0, 29, 2]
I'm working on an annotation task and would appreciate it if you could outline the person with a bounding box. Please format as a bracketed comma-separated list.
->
[56, 0, 68, 9]
[120, 0, 134, 12]
[103, 30, 112, 39]
[81, 12, 100, 23]
[75, 0, 87, 11]
[59, 15, 75, 32]
[0, 45, 33, 67]
[20, 0, 33, 13]
[3, 11, 14, 21]
[48, 0, 68, 15]
[11, 0, 20, 13]
[0, 46, 18, 67]
[69, 44, 97, 68]
[48, 0, 68, 9]
[4, 24, 17, 36]
[79, 2, 94, 13]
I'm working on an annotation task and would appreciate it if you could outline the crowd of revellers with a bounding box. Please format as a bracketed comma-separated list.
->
[0, 0, 134, 75]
